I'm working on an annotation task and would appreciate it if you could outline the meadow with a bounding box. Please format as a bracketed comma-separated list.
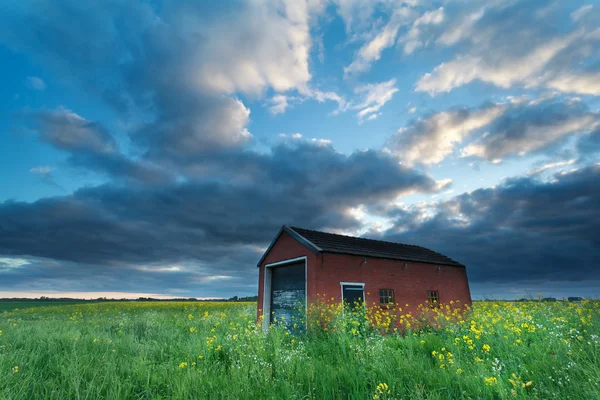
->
[0, 299, 598, 399]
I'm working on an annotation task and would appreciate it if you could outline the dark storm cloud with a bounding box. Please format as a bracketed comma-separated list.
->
[0, 140, 439, 292]
[375, 165, 600, 284]
[26, 108, 174, 184]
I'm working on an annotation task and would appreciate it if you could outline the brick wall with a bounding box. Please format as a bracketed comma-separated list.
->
[313, 252, 472, 315]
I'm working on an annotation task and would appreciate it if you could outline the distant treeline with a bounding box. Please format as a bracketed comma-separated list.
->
[475, 297, 587, 302]
[0, 295, 259, 303]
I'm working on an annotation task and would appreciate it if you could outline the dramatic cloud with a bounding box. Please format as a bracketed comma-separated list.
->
[377, 165, 600, 284]
[2, 0, 599, 298]
[389, 98, 599, 166]
[462, 100, 599, 161]
[0, 139, 440, 295]
[387, 103, 506, 166]
[416, 1, 600, 95]
[27, 108, 174, 184]
[0, 0, 330, 166]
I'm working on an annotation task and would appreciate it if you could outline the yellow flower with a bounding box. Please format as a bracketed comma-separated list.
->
[375, 383, 390, 394]
[179, 362, 187, 369]
[12, 366, 19, 373]
[215, 345, 222, 351]
[484, 377, 497, 386]
[198, 355, 204, 359]
[189, 327, 196, 333]
[456, 368, 463, 374]
[482, 344, 491, 352]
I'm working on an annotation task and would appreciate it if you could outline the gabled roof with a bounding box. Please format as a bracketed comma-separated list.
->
[257, 225, 464, 267]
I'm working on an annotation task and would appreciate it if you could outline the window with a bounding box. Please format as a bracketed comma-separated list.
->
[427, 290, 439, 306]
[379, 289, 395, 305]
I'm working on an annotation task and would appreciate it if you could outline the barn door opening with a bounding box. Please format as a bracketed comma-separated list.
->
[341, 282, 365, 309]
[263, 257, 306, 331]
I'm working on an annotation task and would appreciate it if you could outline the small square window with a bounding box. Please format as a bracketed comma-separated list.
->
[379, 289, 394, 305]
[427, 290, 439, 306]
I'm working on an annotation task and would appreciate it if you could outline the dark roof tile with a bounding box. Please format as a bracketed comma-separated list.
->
[289, 226, 464, 267]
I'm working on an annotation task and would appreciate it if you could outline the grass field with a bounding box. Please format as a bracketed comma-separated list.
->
[0, 300, 598, 399]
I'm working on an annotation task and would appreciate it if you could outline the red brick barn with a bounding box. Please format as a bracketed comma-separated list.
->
[257, 226, 472, 329]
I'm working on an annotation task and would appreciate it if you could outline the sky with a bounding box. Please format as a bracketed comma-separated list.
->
[0, 0, 599, 300]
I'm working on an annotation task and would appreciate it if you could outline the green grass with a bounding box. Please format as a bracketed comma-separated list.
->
[0, 300, 598, 399]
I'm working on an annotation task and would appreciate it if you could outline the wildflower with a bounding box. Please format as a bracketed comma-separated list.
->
[179, 362, 188, 369]
[484, 377, 497, 386]
[12, 366, 19, 373]
[522, 381, 532, 388]
[215, 345, 222, 351]
[198, 355, 204, 359]
[189, 327, 196, 333]
[187, 313, 194, 319]
[456, 368, 463, 374]
[375, 383, 390, 394]
[482, 344, 491, 352]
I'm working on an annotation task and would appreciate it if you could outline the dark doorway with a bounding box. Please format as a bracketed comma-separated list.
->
[270, 262, 305, 328]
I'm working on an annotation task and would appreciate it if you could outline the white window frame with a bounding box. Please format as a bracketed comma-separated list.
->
[340, 282, 366, 309]
[262, 256, 307, 331]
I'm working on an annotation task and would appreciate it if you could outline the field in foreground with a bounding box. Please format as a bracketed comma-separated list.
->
[0, 300, 598, 399]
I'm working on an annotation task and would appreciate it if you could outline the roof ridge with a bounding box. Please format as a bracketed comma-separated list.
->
[289, 225, 422, 249]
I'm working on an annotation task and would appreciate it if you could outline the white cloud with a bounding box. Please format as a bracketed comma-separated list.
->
[268, 94, 291, 114]
[416, 32, 579, 95]
[527, 159, 576, 176]
[0, 257, 30, 268]
[195, 0, 325, 96]
[571, 4, 593, 21]
[30, 166, 54, 177]
[26, 76, 46, 91]
[400, 7, 445, 55]
[546, 72, 600, 96]
[388, 104, 506, 166]
[353, 79, 398, 122]
[437, 9, 484, 46]
[344, 7, 413, 77]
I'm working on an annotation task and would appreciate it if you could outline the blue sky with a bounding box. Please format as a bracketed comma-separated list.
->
[0, 0, 599, 299]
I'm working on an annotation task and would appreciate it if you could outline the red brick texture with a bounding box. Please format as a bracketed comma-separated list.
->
[257, 232, 472, 320]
